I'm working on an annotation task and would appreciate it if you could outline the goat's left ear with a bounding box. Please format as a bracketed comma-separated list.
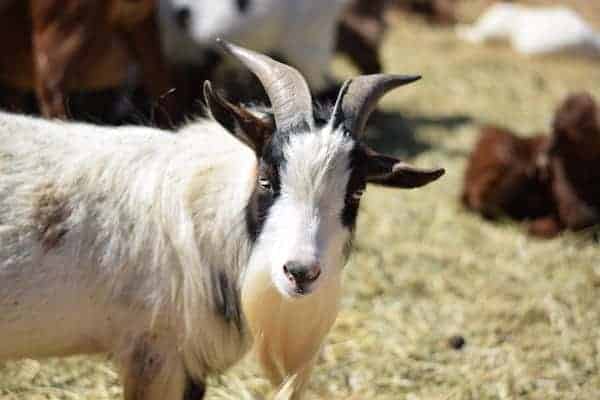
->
[203, 81, 274, 154]
[365, 147, 445, 188]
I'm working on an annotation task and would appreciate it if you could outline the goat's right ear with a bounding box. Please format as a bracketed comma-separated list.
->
[365, 146, 445, 188]
[203, 81, 274, 154]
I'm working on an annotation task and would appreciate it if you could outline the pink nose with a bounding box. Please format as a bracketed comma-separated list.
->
[283, 261, 321, 285]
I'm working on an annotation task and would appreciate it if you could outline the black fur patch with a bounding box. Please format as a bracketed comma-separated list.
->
[211, 269, 242, 330]
[236, 0, 250, 13]
[33, 183, 72, 252]
[341, 144, 368, 229]
[245, 132, 288, 242]
[183, 376, 206, 400]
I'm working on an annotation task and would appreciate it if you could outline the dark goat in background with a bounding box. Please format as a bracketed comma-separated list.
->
[462, 125, 555, 235]
[548, 92, 600, 233]
[0, 0, 177, 127]
[462, 92, 600, 238]
[336, 0, 387, 76]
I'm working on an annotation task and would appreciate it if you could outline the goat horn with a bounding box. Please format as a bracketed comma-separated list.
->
[216, 38, 314, 132]
[331, 74, 421, 137]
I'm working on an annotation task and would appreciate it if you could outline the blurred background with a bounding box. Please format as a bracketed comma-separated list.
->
[1, 0, 600, 399]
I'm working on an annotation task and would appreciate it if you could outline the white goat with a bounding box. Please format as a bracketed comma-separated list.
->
[159, 0, 351, 92]
[0, 40, 444, 399]
[456, 3, 600, 57]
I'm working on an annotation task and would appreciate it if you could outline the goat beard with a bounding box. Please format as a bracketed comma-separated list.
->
[240, 264, 341, 397]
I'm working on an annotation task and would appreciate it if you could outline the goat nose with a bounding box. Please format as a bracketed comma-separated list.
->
[174, 7, 191, 30]
[283, 261, 321, 285]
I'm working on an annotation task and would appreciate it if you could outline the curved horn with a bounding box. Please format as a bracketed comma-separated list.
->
[331, 74, 421, 137]
[216, 38, 314, 132]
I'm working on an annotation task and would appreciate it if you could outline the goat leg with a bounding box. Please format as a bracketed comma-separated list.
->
[30, 0, 103, 119]
[551, 157, 599, 230]
[121, 332, 197, 400]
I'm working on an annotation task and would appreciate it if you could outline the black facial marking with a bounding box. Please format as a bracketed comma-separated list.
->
[245, 134, 288, 242]
[211, 269, 242, 331]
[183, 376, 206, 400]
[236, 0, 250, 13]
[341, 144, 368, 229]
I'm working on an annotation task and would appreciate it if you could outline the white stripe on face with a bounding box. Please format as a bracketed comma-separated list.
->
[249, 125, 355, 298]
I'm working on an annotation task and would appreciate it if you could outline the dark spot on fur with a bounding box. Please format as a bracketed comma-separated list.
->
[33, 183, 72, 251]
[212, 270, 242, 330]
[183, 376, 206, 400]
[125, 334, 164, 400]
[236, 0, 250, 13]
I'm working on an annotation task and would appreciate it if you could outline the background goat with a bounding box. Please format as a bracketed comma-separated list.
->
[547, 92, 600, 233]
[456, 2, 600, 57]
[461, 125, 557, 236]
[0, 0, 176, 126]
[159, 0, 375, 112]
[0, 41, 443, 399]
[159, 0, 350, 93]
[463, 92, 600, 238]
[335, 0, 388, 77]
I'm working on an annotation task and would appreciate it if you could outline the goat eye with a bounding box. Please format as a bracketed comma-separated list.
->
[258, 177, 272, 191]
[351, 189, 365, 201]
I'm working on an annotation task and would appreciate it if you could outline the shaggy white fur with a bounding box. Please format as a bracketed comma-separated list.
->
[0, 112, 254, 373]
[0, 110, 353, 399]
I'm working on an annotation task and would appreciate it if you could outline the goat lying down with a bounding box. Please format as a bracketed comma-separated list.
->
[462, 93, 600, 238]
[0, 40, 444, 399]
[456, 3, 600, 58]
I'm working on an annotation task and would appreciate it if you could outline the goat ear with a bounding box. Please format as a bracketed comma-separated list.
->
[203, 81, 274, 154]
[365, 147, 445, 188]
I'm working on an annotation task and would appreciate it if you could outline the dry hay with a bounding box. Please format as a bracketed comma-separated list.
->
[2, 8, 600, 400]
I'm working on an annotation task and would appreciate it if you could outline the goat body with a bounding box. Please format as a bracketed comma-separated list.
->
[0, 112, 255, 390]
[462, 125, 553, 222]
[159, 0, 352, 92]
[463, 93, 600, 238]
[0, 43, 443, 398]
[548, 92, 600, 231]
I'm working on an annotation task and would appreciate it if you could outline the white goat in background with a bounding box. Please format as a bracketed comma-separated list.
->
[159, 0, 351, 92]
[457, 3, 600, 58]
[0, 40, 444, 399]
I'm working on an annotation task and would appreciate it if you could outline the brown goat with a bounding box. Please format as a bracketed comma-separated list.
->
[463, 93, 600, 238]
[0, 0, 177, 126]
[462, 125, 559, 237]
[548, 92, 600, 232]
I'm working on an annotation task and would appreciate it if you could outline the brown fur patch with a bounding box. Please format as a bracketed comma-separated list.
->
[32, 183, 72, 251]
[124, 333, 165, 400]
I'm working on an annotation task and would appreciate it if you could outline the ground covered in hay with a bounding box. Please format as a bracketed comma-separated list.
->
[2, 5, 600, 400]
